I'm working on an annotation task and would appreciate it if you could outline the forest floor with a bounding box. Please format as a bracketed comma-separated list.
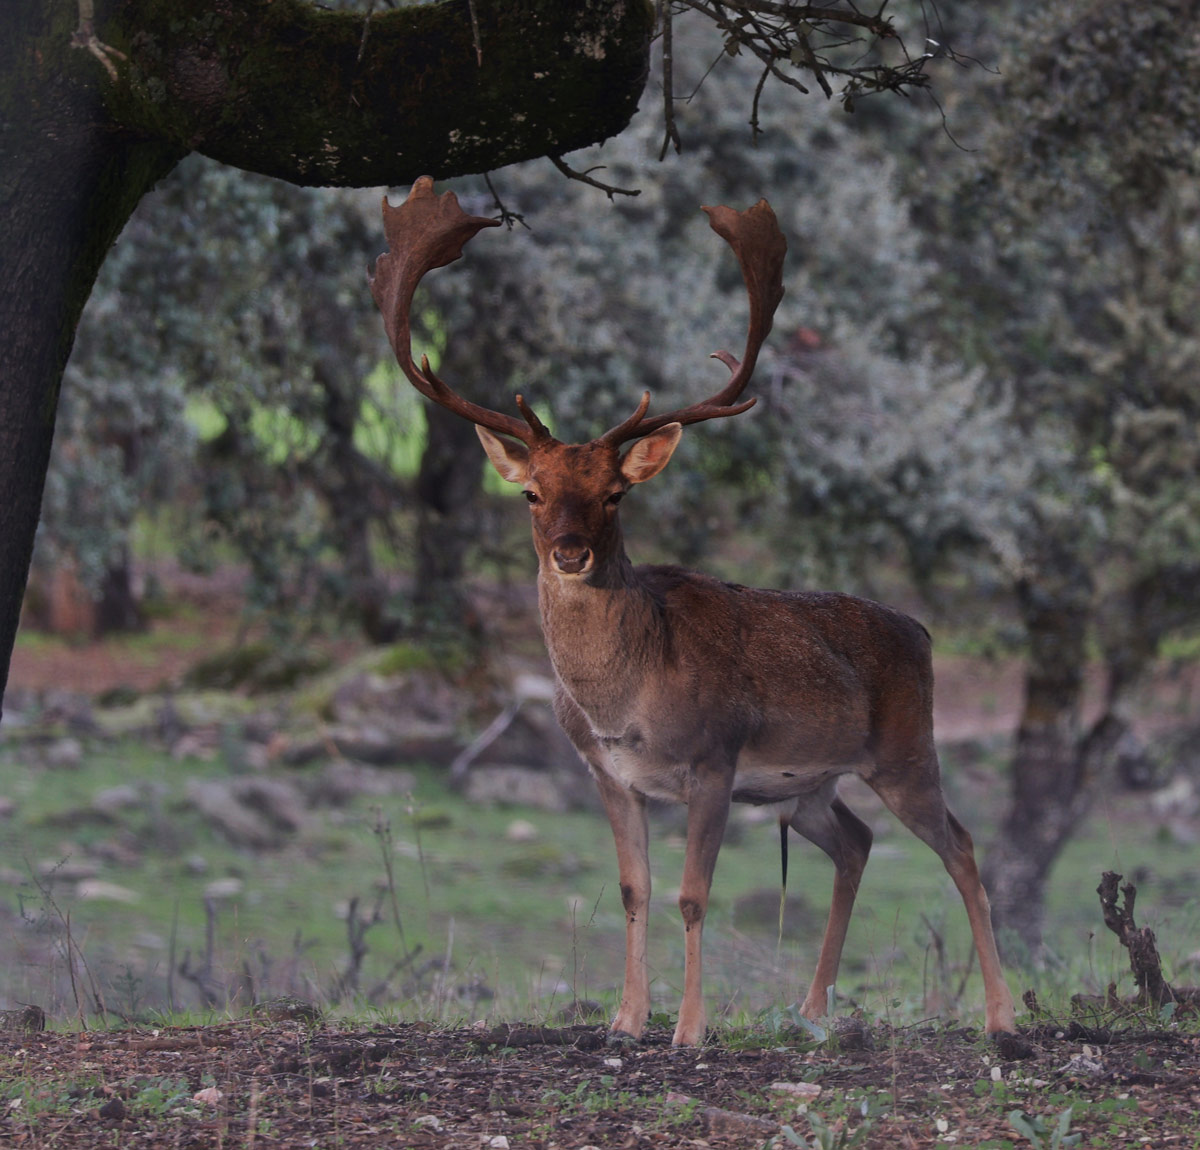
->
[3, 1011, 1200, 1148]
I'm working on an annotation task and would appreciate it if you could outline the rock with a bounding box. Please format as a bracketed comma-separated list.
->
[733, 888, 818, 934]
[205, 878, 244, 900]
[252, 996, 322, 1024]
[75, 880, 139, 903]
[44, 737, 84, 769]
[305, 760, 416, 806]
[453, 700, 599, 812]
[37, 858, 99, 882]
[505, 818, 539, 842]
[97, 1097, 127, 1120]
[465, 766, 569, 812]
[279, 722, 458, 768]
[93, 783, 163, 814]
[770, 1081, 823, 1099]
[186, 777, 306, 848]
[829, 1015, 875, 1051]
[0, 1005, 45, 1033]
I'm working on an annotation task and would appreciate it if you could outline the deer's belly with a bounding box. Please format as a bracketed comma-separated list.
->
[730, 759, 846, 805]
[598, 741, 851, 805]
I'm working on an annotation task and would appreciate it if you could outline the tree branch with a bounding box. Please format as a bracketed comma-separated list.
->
[98, 0, 653, 188]
[548, 155, 641, 200]
[669, 0, 935, 125]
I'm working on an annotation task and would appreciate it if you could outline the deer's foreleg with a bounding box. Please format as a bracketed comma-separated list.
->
[591, 767, 652, 1040]
[674, 765, 735, 1046]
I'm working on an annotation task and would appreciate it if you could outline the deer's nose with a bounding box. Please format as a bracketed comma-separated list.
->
[551, 535, 592, 575]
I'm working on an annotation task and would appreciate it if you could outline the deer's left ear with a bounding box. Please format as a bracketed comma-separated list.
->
[620, 423, 682, 484]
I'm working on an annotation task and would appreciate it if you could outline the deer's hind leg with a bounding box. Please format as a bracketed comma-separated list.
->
[788, 785, 874, 1020]
[866, 746, 1016, 1034]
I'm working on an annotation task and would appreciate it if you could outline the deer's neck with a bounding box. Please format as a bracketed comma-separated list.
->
[537, 553, 661, 731]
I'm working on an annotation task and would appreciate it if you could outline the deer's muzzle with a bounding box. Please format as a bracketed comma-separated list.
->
[551, 536, 592, 575]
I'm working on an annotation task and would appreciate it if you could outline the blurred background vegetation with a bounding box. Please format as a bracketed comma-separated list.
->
[9, 0, 1200, 1007]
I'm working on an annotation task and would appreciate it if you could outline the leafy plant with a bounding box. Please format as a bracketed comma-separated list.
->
[1008, 1105, 1082, 1149]
[774, 1105, 876, 1149]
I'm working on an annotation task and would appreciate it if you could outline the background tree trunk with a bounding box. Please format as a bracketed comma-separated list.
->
[981, 544, 1094, 960]
[412, 404, 489, 642]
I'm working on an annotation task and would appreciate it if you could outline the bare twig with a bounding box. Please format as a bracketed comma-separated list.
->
[483, 173, 529, 230]
[71, 0, 127, 82]
[658, 0, 683, 160]
[356, 0, 378, 65]
[372, 808, 412, 957]
[667, 0, 940, 138]
[548, 155, 640, 200]
[178, 896, 224, 1008]
[467, 0, 484, 66]
[331, 893, 386, 1002]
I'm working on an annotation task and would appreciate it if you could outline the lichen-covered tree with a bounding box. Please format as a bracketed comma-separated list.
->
[0, 0, 652, 714]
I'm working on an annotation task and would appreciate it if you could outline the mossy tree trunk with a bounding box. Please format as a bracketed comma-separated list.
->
[0, 0, 652, 716]
[981, 543, 1096, 960]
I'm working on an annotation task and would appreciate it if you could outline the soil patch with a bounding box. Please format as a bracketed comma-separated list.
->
[3, 1018, 1198, 1147]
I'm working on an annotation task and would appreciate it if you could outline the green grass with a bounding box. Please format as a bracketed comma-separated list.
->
[1, 735, 1197, 1030]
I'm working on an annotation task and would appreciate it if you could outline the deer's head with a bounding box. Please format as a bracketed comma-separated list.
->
[369, 177, 786, 582]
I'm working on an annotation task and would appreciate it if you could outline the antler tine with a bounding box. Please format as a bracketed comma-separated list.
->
[600, 198, 786, 446]
[369, 177, 548, 445]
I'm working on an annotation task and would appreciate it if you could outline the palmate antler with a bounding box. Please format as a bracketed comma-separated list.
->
[369, 177, 787, 445]
[368, 176, 551, 446]
[599, 199, 787, 446]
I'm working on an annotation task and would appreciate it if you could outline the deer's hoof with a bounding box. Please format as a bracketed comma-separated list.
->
[990, 1030, 1033, 1060]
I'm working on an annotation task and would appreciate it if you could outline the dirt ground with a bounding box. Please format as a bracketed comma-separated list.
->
[2, 1013, 1199, 1148]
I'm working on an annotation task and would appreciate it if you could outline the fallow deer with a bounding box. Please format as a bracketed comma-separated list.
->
[369, 177, 1016, 1045]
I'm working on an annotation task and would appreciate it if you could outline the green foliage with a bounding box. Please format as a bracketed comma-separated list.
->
[44, 155, 415, 639]
[1007, 1106, 1082, 1149]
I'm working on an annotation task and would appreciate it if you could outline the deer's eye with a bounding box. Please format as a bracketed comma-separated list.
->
[523, 490, 540, 505]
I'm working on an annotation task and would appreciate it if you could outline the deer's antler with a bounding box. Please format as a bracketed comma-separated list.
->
[600, 198, 787, 446]
[369, 176, 552, 446]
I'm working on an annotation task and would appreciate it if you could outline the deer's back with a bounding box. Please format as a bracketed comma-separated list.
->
[634, 565, 934, 779]
[640, 564, 931, 678]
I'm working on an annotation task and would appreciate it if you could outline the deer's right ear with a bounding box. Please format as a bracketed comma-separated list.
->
[476, 426, 530, 484]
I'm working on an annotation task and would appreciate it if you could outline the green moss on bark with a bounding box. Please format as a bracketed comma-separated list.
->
[100, 0, 653, 186]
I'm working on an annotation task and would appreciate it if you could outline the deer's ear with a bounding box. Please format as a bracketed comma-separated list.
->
[477, 426, 530, 483]
[620, 423, 682, 484]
